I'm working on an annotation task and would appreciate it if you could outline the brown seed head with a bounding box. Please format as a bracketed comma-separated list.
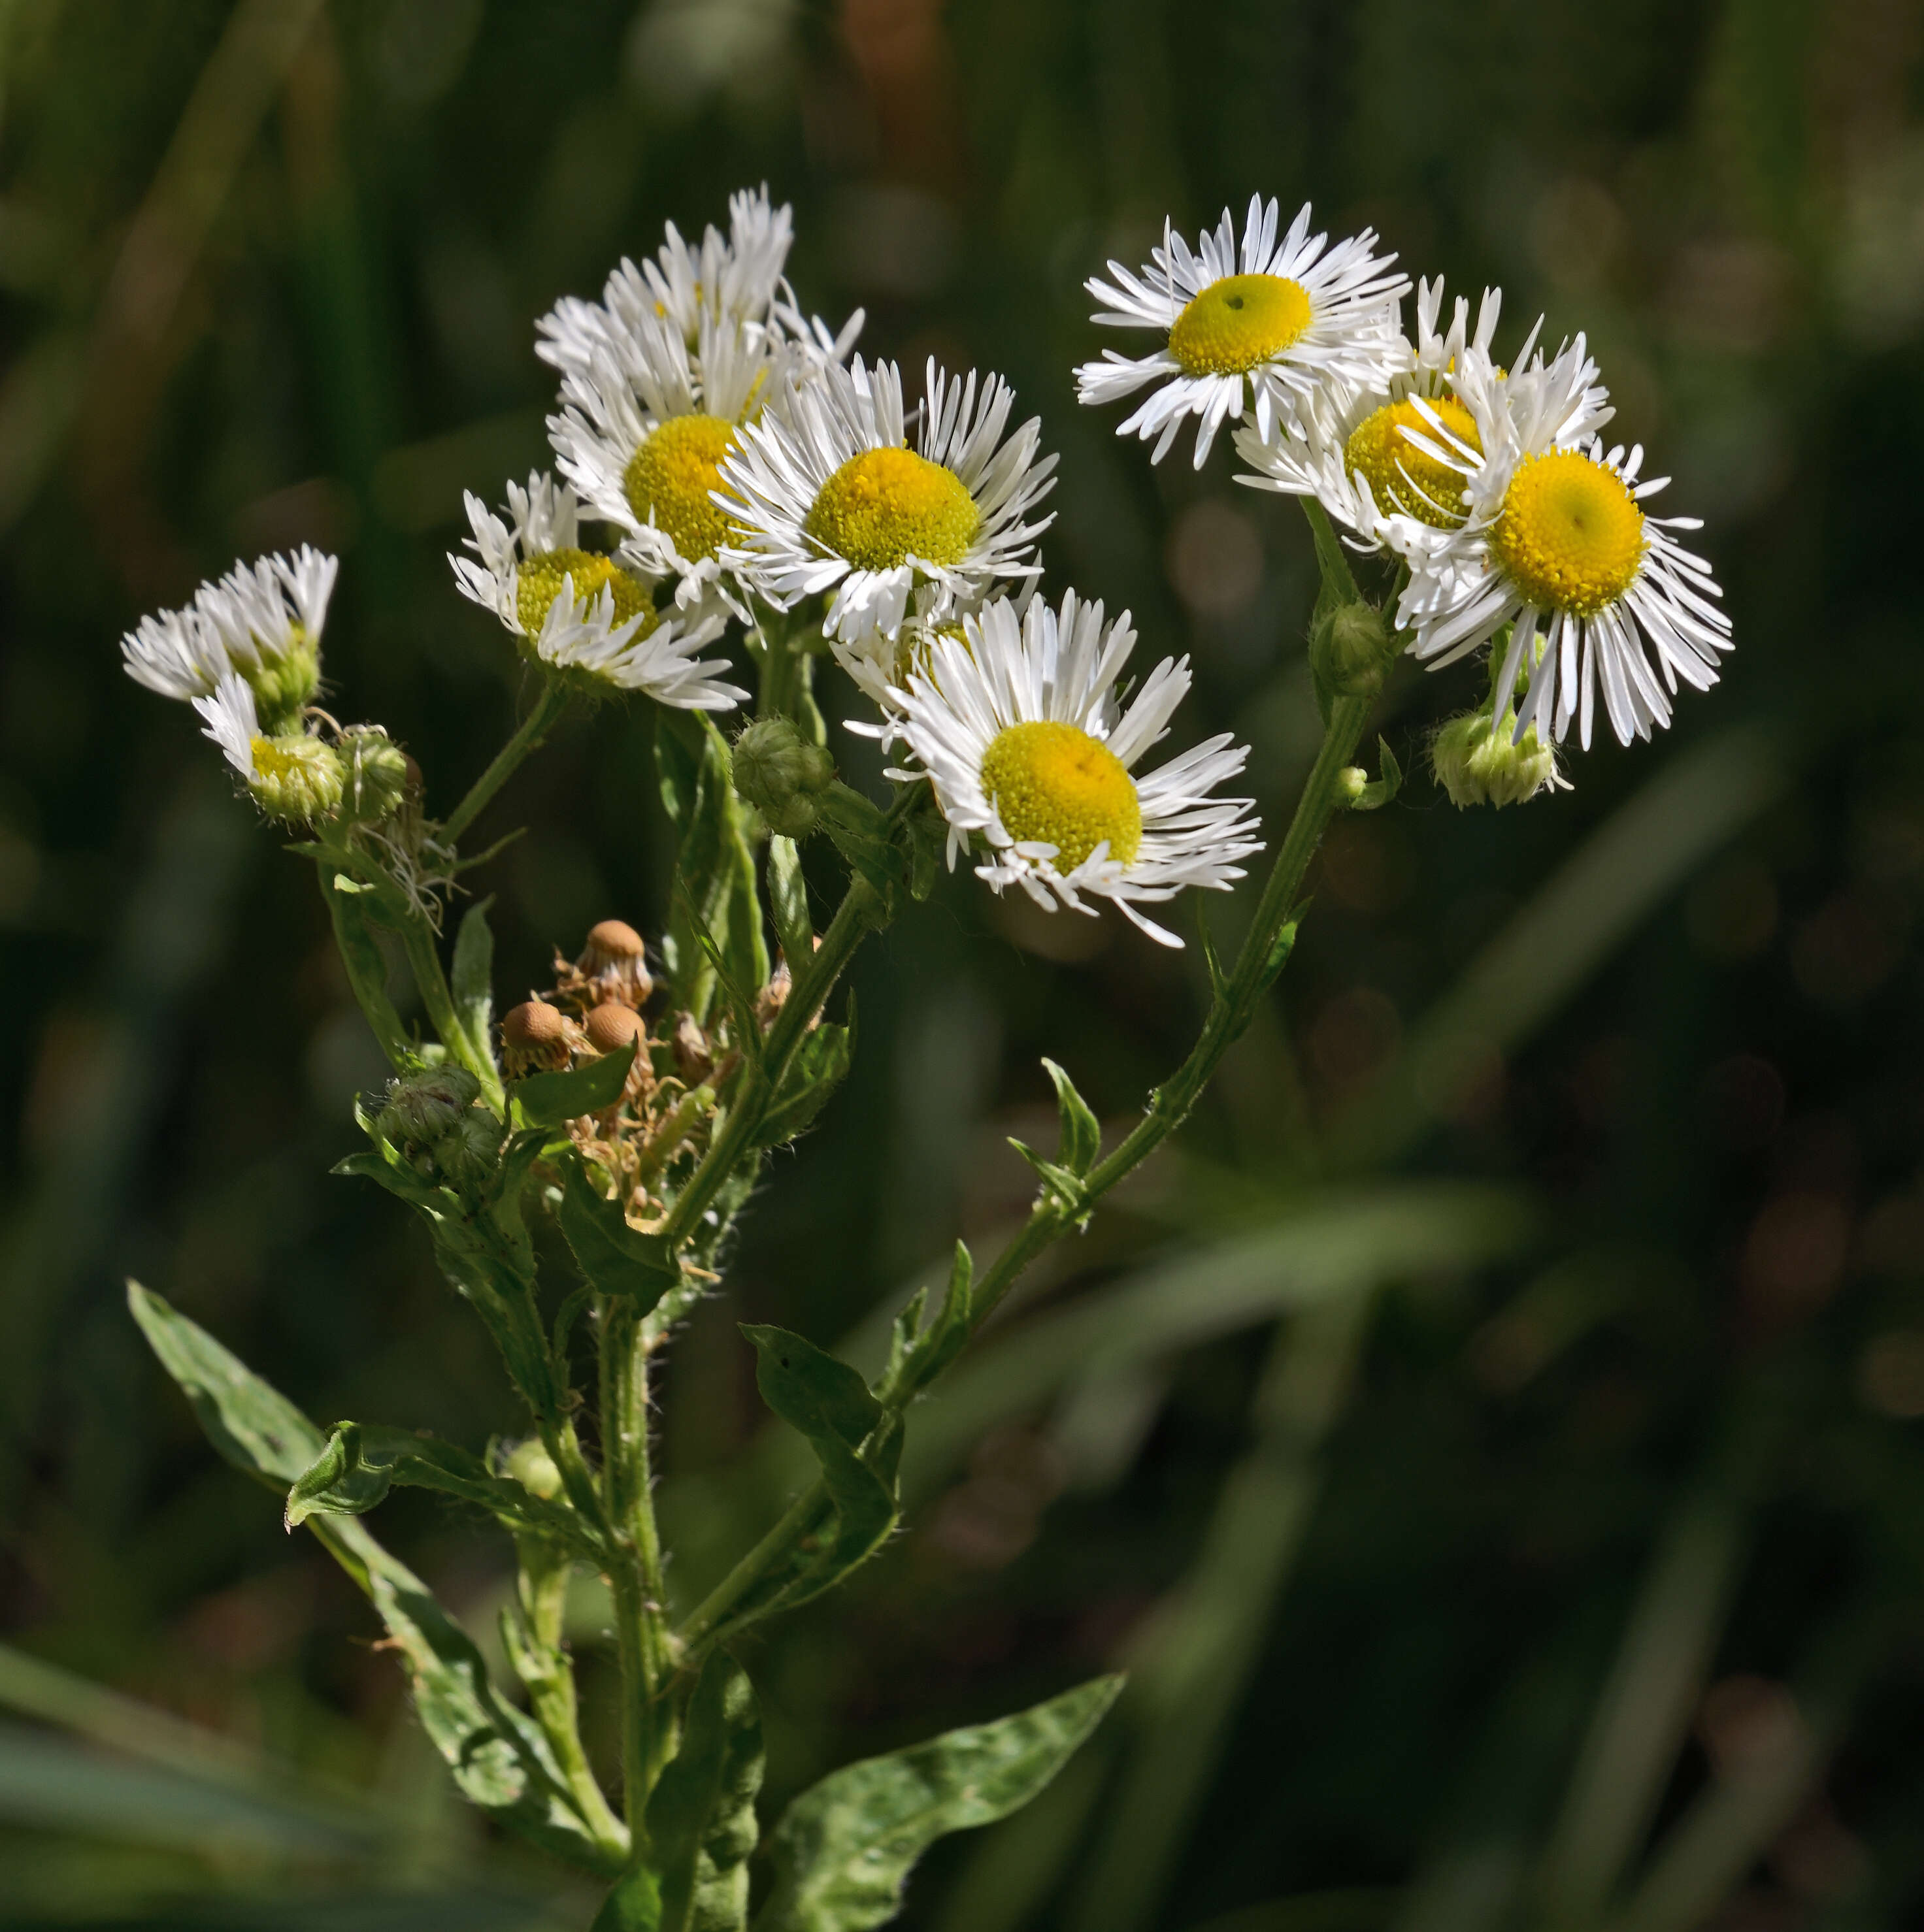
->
[502, 999, 568, 1070]
[578, 918, 653, 1005]
[585, 1002, 646, 1056]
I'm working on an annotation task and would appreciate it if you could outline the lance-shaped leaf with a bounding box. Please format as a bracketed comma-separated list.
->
[559, 1156, 679, 1309]
[127, 1285, 622, 1875]
[757, 1676, 1125, 1932]
[767, 835, 814, 965]
[646, 1651, 765, 1932]
[512, 1037, 637, 1128]
[1348, 736, 1403, 813]
[590, 1868, 663, 1932]
[315, 864, 410, 1068]
[452, 897, 498, 1076]
[737, 1326, 898, 1616]
[901, 1243, 973, 1395]
[756, 1015, 854, 1148]
[1042, 1058, 1101, 1175]
[284, 1421, 599, 1554]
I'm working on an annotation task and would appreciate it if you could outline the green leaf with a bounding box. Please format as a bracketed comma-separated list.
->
[769, 835, 814, 963]
[737, 1326, 897, 1616]
[128, 1281, 324, 1487]
[511, 1038, 637, 1128]
[757, 1676, 1125, 1932]
[559, 1156, 679, 1309]
[646, 1652, 765, 1932]
[452, 896, 498, 1073]
[1349, 736, 1403, 813]
[756, 1014, 854, 1147]
[1041, 1058, 1101, 1175]
[332, 1145, 446, 1211]
[284, 1421, 597, 1552]
[127, 1285, 620, 1874]
[1008, 1139, 1087, 1219]
[316, 863, 409, 1068]
[904, 1243, 972, 1392]
[591, 1868, 664, 1932]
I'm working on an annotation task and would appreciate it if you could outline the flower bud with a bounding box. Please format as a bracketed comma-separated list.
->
[506, 1438, 563, 1500]
[732, 717, 835, 839]
[503, 998, 569, 1073]
[1310, 600, 1393, 700]
[578, 919, 652, 1007]
[435, 1106, 506, 1187]
[248, 734, 344, 822]
[337, 727, 412, 823]
[245, 630, 322, 732]
[1431, 710, 1562, 810]
[584, 1001, 646, 1056]
[376, 1064, 482, 1147]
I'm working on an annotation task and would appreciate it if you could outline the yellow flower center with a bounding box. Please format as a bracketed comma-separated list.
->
[515, 549, 656, 638]
[1345, 395, 1481, 527]
[1168, 273, 1313, 377]
[623, 413, 739, 561]
[980, 720, 1142, 870]
[1490, 451, 1646, 617]
[804, 447, 980, 572]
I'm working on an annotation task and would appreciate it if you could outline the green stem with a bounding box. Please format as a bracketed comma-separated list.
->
[601, 1299, 674, 1844]
[441, 681, 569, 845]
[396, 913, 505, 1109]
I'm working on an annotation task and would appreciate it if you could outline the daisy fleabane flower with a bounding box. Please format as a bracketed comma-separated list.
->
[1389, 342, 1733, 750]
[1236, 280, 1536, 546]
[718, 357, 1057, 648]
[193, 670, 345, 821]
[452, 473, 744, 710]
[546, 306, 786, 618]
[536, 185, 795, 377]
[1078, 197, 1411, 468]
[886, 591, 1261, 947]
[120, 547, 337, 726]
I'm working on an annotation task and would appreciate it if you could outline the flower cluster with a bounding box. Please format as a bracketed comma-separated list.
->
[1084, 197, 1734, 802]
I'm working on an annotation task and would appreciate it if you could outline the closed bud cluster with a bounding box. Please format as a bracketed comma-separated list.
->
[732, 717, 836, 838]
[576, 919, 653, 1007]
[503, 998, 569, 1075]
[337, 727, 412, 823]
[248, 734, 345, 822]
[1431, 710, 1562, 810]
[246, 630, 322, 732]
[1310, 600, 1394, 701]
[374, 1063, 501, 1187]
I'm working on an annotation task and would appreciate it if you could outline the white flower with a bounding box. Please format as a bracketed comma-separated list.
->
[451, 473, 745, 710]
[886, 590, 1261, 947]
[536, 184, 795, 376]
[1389, 342, 1732, 750]
[121, 547, 337, 706]
[718, 357, 1057, 647]
[1078, 197, 1411, 468]
[193, 670, 345, 820]
[1234, 280, 1526, 546]
[547, 306, 787, 617]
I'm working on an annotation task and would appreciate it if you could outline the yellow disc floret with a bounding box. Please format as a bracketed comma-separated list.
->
[1168, 273, 1313, 377]
[624, 414, 739, 561]
[804, 447, 980, 572]
[515, 549, 656, 639]
[1345, 395, 1480, 527]
[1490, 451, 1646, 617]
[247, 733, 344, 822]
[980, 720, 1143, 871]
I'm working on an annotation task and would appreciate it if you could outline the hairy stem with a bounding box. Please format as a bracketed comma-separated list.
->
[441, 681, 570, 845]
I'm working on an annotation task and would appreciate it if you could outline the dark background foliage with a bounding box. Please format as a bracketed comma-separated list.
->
[3, 0, 1924, 1925]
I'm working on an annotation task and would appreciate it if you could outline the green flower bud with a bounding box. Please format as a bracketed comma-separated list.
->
[732, 717, 836, 839]
[506, 1439, 563, 1500]
[245, 628, 322, 732]
[1309, 600, 1393, 700]
[434, 1106, 506, 1188]
[248, 734, 344, 822]
[1431, 710, 1562, 810]
[337, 728, 412, 823]
[376, 1064, 482, 1147]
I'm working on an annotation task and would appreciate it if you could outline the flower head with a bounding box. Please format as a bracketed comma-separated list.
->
[121, 547, 337, 727]
[193, 671, 344, 821]
[452, 473, 744, 710]
[1389, 341, 1731, 750]
[1078, 197, 1410, 467]
[720, 358, 1056, 648]
[887, 590, 1261, 946]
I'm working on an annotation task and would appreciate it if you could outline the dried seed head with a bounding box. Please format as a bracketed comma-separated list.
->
[672, 1011, 712, 1081]
[585, 1001, 646, 1056]
[502, 998, 569, 1072]
[577, 919, 653, 1006]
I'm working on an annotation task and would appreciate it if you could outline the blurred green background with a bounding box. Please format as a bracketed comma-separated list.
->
[5, 0, 1924, 1925]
